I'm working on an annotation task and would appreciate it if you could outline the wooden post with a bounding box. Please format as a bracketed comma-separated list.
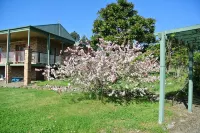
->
[24, 48, 32, 85]
[24, 29, 32, 86]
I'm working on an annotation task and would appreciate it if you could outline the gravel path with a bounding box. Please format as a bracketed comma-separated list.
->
[169, 103, 200, 133]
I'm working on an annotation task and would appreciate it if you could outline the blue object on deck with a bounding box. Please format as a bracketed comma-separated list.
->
[12, 77, 23, 82]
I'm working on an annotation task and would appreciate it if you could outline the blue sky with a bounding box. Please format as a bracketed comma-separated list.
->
[0, 0, 200, 38]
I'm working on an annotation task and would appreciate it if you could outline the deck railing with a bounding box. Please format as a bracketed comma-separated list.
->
[0, 51, 61, 65]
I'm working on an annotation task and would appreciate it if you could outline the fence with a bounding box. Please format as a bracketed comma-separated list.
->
[0, 51, 61, 64]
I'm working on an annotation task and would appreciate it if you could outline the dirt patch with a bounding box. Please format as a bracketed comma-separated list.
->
[169, 103, 200, 133]
[0, 81, 24, 87]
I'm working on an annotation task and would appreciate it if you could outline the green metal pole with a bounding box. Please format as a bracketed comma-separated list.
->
[28, 28, 30, 47]
[6, 30, 10, 63]
[159, 32, 166, 124]
[47, 34, 50, 65]
[188, 44, 193, 113]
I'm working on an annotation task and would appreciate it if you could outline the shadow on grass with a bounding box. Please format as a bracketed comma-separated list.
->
[104, 95, 154, 105]
[61, 89, 157, 106]
[165, 77, 200, 109]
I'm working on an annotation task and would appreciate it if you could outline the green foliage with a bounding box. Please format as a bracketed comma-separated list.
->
[70, 31, 80, 41]
[146, 39, 189, 74]
[108, 78, 139, 90]
[0, 88, 172, 133]
[168, 40, 188, 68]
[80, 35, 88, 43]
[146, 43, 160, 58]
[132, 44, 160, 63]
[194, 52, 200, 95]
[90, 34, 101, 50]
[78, 35, 89, 49]
[92, 0, 155, 45]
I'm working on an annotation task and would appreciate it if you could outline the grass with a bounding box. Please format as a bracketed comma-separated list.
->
[141, 73, 187, 94]
[36, 79, 69, 86]
[0, 88, 173, 133]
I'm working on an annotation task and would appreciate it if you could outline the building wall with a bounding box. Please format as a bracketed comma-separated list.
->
[50, 40, 62, 56]
[10, 66, 37, 80]
[37, 38, 64, 56]
[37, 38, 47, 53]
[0, 37, 38, 52]
[0, 66, 45, 81]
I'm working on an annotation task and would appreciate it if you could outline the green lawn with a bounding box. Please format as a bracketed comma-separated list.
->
[140, 72, 187, 94]
[0, 88, 173, 133]
[36, 79, 70, 86]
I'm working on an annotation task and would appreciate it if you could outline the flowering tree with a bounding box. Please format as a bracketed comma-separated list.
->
[44, 39, 159, 97]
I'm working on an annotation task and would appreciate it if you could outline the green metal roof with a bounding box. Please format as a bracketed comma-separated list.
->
[0, 24, 75, 44]
[34, 24, 75, 42]
[155, 24, 200, 46]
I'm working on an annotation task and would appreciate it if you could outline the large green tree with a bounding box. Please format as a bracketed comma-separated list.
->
[70, 31, 80, 41]
[80, 35, 89, 43]
[79, 35, 89, 48]
[92, 0, 155, 45]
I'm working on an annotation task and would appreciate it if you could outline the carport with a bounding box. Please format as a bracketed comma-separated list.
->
[155, 24, 200, 124]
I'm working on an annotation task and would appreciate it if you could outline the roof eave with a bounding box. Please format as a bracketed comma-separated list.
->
[0, 25, 75, 45]
[155, 24, 200, 36]
[0, 26, 31, 35]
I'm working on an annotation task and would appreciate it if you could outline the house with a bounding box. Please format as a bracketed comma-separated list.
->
[0, 23, 75, 85]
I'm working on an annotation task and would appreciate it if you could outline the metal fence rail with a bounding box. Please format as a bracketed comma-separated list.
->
[0, 51, 61, 65]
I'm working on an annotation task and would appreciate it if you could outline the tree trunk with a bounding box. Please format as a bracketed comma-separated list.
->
[122, 38, 127, 47]
[166, 40, 172, 72]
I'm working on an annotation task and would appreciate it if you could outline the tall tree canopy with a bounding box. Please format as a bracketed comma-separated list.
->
[70, 31, 80, 41]
[78, 35, 90, 48]
[92, 0, 155, 45]
[80, 35, 89, 43]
